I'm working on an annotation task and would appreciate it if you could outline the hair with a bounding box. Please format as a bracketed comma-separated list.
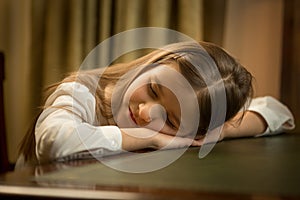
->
[18, 41, 253, 164]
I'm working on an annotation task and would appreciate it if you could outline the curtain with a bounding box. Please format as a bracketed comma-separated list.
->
[0, 0, 204, 163]
[202, 0, 226, 46]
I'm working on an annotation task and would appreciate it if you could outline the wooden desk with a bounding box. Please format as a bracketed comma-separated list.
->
[0, 133, 300, 199]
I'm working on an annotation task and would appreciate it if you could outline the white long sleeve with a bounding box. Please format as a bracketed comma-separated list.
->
[247, 96, 295, 137]
[35, 82, 122, 163]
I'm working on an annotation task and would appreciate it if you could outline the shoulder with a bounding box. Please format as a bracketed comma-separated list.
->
[45, 82, 95, 105]
[56, 82, 90, 94]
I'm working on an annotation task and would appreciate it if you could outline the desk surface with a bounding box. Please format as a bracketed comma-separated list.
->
[1, 133, 300, 199]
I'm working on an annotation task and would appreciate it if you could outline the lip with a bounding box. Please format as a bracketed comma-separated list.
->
[129, 107, 137, 124]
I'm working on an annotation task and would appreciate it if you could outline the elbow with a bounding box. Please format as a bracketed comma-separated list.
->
[35, 121, 78, 163]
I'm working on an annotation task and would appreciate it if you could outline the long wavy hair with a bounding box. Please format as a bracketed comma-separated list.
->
[18, 41, 253, 164]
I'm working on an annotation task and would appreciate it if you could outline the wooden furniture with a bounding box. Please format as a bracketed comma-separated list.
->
[0, 52, 10, 173]
[0, 133, 299, 199]
[281, 0, 300, 132]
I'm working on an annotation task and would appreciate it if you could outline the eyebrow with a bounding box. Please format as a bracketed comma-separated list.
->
[153, 76, 180, 129]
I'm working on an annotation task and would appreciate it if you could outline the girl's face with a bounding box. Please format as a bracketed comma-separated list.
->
[113, 63, 199, 137]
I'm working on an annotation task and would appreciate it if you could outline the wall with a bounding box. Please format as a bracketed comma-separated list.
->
[223, 0, 283, 98]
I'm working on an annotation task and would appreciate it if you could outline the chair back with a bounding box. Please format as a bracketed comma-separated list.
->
[0, 52, 10, 173]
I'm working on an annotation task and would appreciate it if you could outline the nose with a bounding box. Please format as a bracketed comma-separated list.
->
[137, 103, 167, 131]
[138, 103, 152, 124]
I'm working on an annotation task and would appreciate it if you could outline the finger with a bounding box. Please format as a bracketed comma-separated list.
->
[191, 138, 203, 146]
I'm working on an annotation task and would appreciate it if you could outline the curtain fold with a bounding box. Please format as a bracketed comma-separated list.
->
[203, 0, 226, 46]
[0, 0, 32, 163]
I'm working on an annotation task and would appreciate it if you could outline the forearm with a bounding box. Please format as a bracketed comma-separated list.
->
[120, 128, 201, 151]
[120, 128, 155, 151]
[36, 120, 123, 162]
[222, 111, 267, 139]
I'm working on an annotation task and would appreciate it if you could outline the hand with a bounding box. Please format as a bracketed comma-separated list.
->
[152, 132, 202, 150]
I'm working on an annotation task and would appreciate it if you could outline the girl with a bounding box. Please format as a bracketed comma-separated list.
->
[16, 41, 295, 168]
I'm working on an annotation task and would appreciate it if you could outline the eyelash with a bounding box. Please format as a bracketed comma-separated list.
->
[149, 82, 158, 98]
[148, 81, 177, 130]
[167, 118, 177, 130]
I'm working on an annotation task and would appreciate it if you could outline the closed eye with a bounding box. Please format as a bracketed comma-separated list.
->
[166, 117, 177, 130]
[148, 82, 158, 98]
[148, 80, 178, 130]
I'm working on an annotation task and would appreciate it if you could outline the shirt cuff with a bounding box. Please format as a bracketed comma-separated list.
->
[247, 96, 295, 137]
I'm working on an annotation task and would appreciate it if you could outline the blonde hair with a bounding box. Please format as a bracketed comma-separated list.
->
[19, 41, 253, 163]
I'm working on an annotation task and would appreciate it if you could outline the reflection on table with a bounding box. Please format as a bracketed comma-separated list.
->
[1, 133, 300, 199]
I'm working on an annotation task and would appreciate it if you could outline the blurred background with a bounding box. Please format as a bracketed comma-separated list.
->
[0, 0, 299, 165]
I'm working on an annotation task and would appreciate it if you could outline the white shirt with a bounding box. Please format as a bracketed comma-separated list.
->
[29, 82, 296, 164]
[34, 82, 122, 164]
[247, 96, 295, 137]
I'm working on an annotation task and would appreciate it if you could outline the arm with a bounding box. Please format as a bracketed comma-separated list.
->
[220, 96, 295, 140]
[37, 82, 200, 163]
[35, 82, 122, 163]
[120, 128, 201, 151]
[220, 111, 267, 140]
